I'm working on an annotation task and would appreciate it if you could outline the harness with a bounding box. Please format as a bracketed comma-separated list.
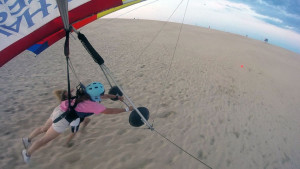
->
[53, 85, 84, 124]
[53, 100, 79, 123]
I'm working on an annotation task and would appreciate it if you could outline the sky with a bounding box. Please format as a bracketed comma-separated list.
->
[104, 0, 300, 54]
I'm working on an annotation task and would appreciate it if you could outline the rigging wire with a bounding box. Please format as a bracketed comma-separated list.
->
[165, 0, 189, 79]
[100, 65, 113, 88]
[95, 0, 189, 85]
[142, 0, 213, 168]
[60, 0, 213, 167]
[68, 59, 81, 84]
[135, 0, 188, 62]
[153, 129, 212, 169]
[152, 0, 186, 120]
[117, 0, 192, 112]
[86, 0, 160, 59]
[130, 0, 213, 168]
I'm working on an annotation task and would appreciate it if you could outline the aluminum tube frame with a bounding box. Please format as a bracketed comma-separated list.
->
[101, 64, 154, 130]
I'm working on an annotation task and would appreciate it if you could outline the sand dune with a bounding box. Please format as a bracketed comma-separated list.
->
[1, 19, 300, 169]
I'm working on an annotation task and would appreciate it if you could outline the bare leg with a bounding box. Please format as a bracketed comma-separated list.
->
[65, 118, 90, 146]
[27, 126, 60, 156]
[82, 118, 91, 128]
[65, 133, 76, 147]
[28, 118, 52, 141]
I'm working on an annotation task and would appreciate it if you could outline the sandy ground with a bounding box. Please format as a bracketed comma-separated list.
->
[1, 19, 300, 169]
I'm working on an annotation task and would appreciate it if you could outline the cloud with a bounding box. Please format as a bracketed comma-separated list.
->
[254, 13, 283, 23]
[256, 0, 269, 6]
[204, 0, 283, 23]
[254, 0, 300, 20]
[284, 25, 295, 30]
[281, 10, 300, 20]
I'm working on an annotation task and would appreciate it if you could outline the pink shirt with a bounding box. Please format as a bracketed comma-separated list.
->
[60, 100, 106, 116]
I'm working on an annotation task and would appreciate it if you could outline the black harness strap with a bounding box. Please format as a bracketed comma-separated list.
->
[53, 29, 79, 124]
[53, 99, 79, 123]
[64, 100, 79, 123]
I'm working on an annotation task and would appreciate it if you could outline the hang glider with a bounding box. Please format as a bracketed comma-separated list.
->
[0, 0, 143, 67]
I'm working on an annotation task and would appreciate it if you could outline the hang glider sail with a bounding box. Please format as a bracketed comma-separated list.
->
[0, 0, 143, 67]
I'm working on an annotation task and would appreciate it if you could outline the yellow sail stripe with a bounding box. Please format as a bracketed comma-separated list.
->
[97, 0, 142, 18]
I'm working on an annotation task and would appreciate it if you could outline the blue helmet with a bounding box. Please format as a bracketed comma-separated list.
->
[85, 82, 105, 102]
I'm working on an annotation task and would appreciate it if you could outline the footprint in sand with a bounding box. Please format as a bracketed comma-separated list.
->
[281, 153, 291, 164]
[227, 159, 232, 167]
[197, 150, 203, 159]
[116, 129, 128, 136]
[197, 150, 207, 160]
[128, 137, 142, 144]
[64, 153, 81, 163]
[233, 131, 240, 138]
[210, 137, 215, 145]
[66, 142, 74, 148]
[157, 111, 176, 118]
[137, 73, 143, 77]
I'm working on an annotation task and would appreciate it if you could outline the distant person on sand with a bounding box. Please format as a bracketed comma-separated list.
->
[264, 38, 268, 43]
[21, 82, 132, 164]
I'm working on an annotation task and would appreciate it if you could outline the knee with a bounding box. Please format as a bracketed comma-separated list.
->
[41, 128, 48, 133]
[84, 118, 91, 125]
[38, 137, 51, 145]
[41, 126, 50, 132]
[35, 126, 45, 133]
